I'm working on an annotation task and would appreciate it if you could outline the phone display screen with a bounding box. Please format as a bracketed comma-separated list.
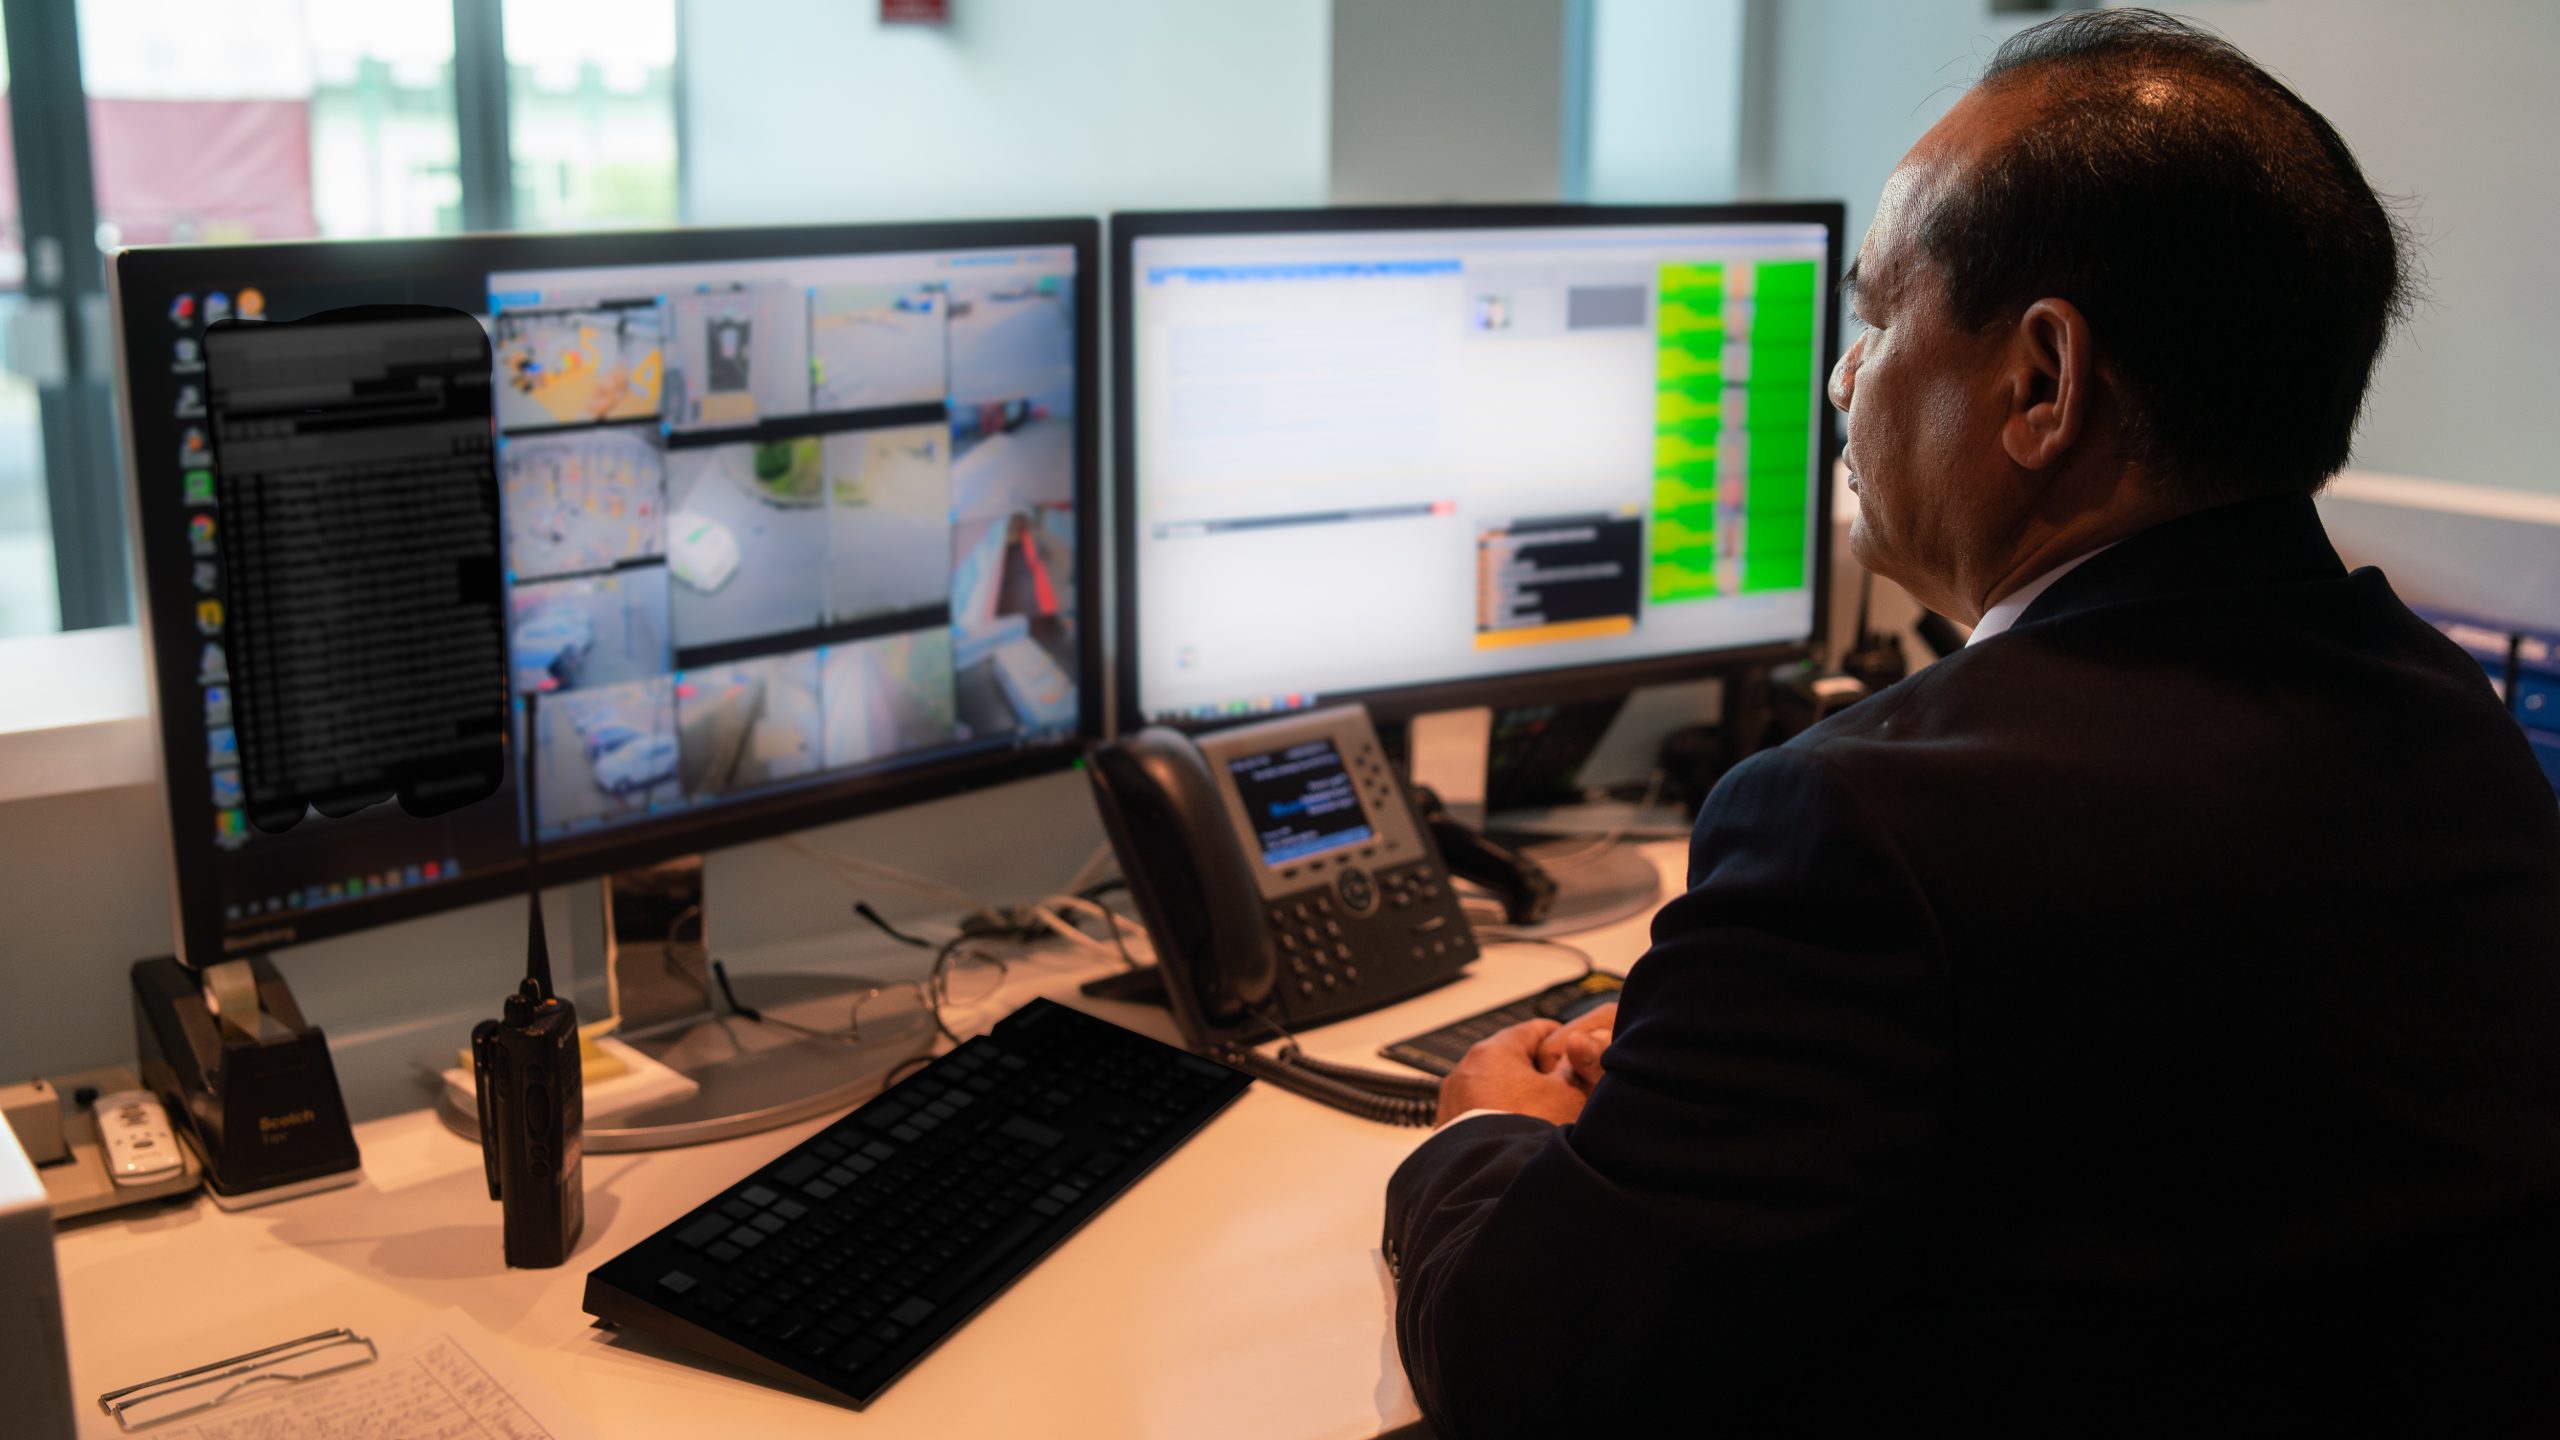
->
[1229, 739, 1374, 867]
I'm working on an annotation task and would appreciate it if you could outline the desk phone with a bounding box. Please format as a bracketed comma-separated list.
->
[1088, 706, 1474, 1122]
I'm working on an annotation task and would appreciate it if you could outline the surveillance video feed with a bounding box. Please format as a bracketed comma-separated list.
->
[676, 650, 823, 798]
[812, 283, 947, 411]
[486, 243, 1081, 842]
[509, 568, 672, 698]
[824, 630, 958, 769]
[667, 283, 811, 431]
[827, 423, 952, 625]
[501, 426, 665, 582]
[532, 675, 682, 829]
[494, 302, 665, 430]
[665, 437, 830, 650]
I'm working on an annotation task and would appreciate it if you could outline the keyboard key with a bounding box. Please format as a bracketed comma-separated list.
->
[675, 1213, 731, 1249]
[657, 1270, 697, 1295]
[999, 1116, 1064, 1148]
[739, 1184, 781, 1207]
[889, 1297, 937, 1327]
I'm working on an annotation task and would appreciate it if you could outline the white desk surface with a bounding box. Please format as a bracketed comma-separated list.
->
[52, 842, 1676, 1440]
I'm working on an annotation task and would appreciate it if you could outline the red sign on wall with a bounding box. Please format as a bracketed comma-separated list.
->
[883, 0, 949, 22]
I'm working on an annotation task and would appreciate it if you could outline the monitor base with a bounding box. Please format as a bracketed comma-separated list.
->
[439, 969, 931, 1152]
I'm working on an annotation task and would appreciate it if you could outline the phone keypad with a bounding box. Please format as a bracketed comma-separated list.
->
[1270, 892, 1359, 998]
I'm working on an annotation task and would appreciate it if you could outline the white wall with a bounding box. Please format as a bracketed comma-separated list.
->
[1742, 0, 2560, 494]
[1584, 0, 1745, 203]
[681, 0, 1332, 225]
[1330, 0, 1569, 204]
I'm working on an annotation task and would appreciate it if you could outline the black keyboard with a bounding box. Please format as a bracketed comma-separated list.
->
[1377, 971, 1624, 1075]
[584, 999, 1251, 1408]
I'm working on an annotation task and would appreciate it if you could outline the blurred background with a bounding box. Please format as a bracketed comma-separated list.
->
[0, 0, 2549, 641]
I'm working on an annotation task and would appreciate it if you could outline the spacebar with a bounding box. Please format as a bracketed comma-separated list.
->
[921, 1215, 1050, 1307]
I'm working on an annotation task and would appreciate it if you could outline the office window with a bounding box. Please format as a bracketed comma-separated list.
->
[0, 37, 60, 637]
[77, 0, 464, 246]
[504, 0, 680, 230]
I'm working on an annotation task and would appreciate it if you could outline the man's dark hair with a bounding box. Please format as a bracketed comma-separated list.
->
[1920, 8, 2411, 499]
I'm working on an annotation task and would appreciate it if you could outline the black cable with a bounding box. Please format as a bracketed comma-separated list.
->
[709, 957, 763, 1022]
[1239, 1003, 1442, 1126]
[1219, 1045, 1437, 1127]
[853, 900, 935, 949]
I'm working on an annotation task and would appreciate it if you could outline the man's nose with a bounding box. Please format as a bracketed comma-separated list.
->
[1828, 335, 1859, 413]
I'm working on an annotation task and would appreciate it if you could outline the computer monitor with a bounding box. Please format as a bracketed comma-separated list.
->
[1111, 204, 1844, 729]
[113, 220, 1099, 984]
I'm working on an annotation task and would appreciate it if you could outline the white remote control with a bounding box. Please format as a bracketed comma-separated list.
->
[95, 1089, 183, 1187]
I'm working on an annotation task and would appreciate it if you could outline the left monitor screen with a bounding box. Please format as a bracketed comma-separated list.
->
[128, 234, 1086, 960]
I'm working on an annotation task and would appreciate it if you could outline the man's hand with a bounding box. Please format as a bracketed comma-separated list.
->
[1533, 1002, 1617, 1088]
[1436, 1019, 1589, 1127]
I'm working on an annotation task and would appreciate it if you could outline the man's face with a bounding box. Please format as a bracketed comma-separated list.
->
[1829, 93, 2024, 621]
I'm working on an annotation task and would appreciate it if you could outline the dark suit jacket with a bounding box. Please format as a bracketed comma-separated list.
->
[1385, 494, 2560, 1437]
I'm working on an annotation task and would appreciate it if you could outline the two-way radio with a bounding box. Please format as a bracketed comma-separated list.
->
[471, 693, 585, 1267]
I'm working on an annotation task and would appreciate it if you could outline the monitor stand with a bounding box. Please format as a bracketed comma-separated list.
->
[438, 856, 929, 1152]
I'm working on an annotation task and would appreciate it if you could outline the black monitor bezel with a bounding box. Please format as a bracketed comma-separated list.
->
[1108, 201, 1845, 729]
[114, 217, 1104, 968]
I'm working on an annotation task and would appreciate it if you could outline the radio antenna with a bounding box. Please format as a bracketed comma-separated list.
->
[522, 691, 552, 1002]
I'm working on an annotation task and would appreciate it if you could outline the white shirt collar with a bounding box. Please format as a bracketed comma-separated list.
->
[1967, 543, 2116, 646]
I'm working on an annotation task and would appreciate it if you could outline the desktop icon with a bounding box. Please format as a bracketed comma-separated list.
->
[204, 685, 230, 726]
[179, 426, 209, 466]
[175, 384, 205, 418]
[288, 891, 305, 909]
[225, 904, 241, 922]
[204, 292, 233, 326]
[326, 882, 345, 901]
[207, 726, 237, 764]
[192, 560, 219, 593]
[195, 599, 223, 636]
[183, 469, 216, 505]
[170, 294, 198, 327]
[173, 337, 203, 371]
[189, 513, 217, 556]
[405, 865, 423, 887]
[210, 768, 243, 809]
[214, 809, 249, 847]
[199, 641, 228, 683]
[424, 860, 442, 880]
[237, 288, 265, 320]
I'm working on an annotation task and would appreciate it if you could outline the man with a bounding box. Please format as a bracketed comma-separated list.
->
[1384, 11, 2560, 1436]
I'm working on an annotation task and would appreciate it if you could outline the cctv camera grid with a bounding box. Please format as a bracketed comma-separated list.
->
[494, 257, 1079, 839]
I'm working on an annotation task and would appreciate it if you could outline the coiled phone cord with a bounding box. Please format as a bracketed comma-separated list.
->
[1226, 1004, 1442, 1127]
[1219, 1045, 1439, 1128]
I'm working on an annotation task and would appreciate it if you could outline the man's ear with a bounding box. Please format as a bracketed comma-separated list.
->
[2002, 297, 2093, 471]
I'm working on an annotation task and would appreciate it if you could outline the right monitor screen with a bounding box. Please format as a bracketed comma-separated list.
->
[1123, 215, 1834, 724]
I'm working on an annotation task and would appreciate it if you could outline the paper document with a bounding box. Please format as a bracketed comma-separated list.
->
[151, 1309, 594, 1440]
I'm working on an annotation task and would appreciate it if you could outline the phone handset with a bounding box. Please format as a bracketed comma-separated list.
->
[1086, 730, 1276, 1036]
